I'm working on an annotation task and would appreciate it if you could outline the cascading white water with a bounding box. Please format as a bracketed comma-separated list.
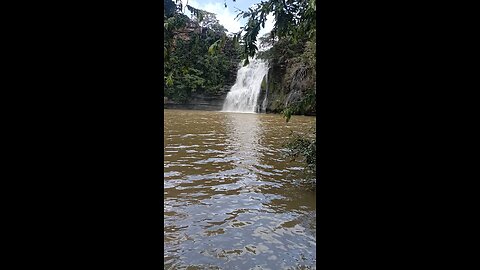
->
[260, 72, 268, 113]
[222, 58, 269, 113]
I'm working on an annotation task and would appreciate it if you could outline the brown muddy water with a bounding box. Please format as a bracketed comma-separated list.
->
[164, 109, 316, 269]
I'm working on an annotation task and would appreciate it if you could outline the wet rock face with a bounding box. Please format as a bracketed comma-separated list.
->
[285, 88, 303, 107]
[261, 61, 316, 115]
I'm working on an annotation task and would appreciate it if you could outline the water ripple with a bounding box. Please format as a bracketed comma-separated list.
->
[164, 109, 316, 269]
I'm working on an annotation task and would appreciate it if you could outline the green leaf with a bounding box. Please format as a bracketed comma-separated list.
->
[166, 73, 173, 86]
[208, 41, 217, 55]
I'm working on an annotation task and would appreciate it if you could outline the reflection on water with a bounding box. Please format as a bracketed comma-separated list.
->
[164, 109, 316, 269]
[225, 113, 261, 180]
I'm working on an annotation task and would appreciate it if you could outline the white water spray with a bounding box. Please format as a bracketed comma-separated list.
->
[260, 71, 268, 113]
[222, 58, 269, 113]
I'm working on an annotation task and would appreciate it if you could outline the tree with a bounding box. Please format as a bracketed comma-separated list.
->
[230, 0, 316, 65]
[163, 1, 240, 102]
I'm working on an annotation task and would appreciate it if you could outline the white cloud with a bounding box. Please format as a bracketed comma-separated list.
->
[183, 0, 242, 34]
[182, 0, 274, 37]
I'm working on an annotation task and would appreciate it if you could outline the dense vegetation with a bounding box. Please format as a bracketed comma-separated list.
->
[237, 0, 316, 117]
[164, 0, 241, 103]
[164, 0, 316, 113]
[163, 0, 317, 177]
[284, 128, 317, 182]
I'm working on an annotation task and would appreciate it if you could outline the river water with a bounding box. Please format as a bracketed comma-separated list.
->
[164, 109, 316, 269]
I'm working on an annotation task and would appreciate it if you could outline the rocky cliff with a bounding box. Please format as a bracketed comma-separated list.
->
[258, 59, 316, 116]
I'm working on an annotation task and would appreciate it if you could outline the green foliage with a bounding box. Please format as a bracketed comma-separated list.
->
[165, 73, 173, 87]
[208, 35, 227, 55]
[163, 3, 240, 103]
[282, 107, 294, 123]
[252, 4, 316, 118]
[234, 0, 316, 65]
[285, 129, 316, 174]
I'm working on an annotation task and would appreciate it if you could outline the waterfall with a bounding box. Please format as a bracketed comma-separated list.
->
[222, 58, 269, 113]
[261, 72, 268, 113]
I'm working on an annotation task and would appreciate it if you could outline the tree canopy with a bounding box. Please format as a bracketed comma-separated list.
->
[163, 0, 241, 102]
[229, 0, 316, 65]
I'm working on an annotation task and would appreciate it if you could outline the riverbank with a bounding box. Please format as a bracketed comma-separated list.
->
[164, 97, 316, 116]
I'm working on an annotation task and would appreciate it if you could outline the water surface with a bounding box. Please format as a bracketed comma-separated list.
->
[164, 109, 316, 269]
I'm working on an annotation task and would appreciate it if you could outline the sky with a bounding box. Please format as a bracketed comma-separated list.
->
[181, 0, 274, 37]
